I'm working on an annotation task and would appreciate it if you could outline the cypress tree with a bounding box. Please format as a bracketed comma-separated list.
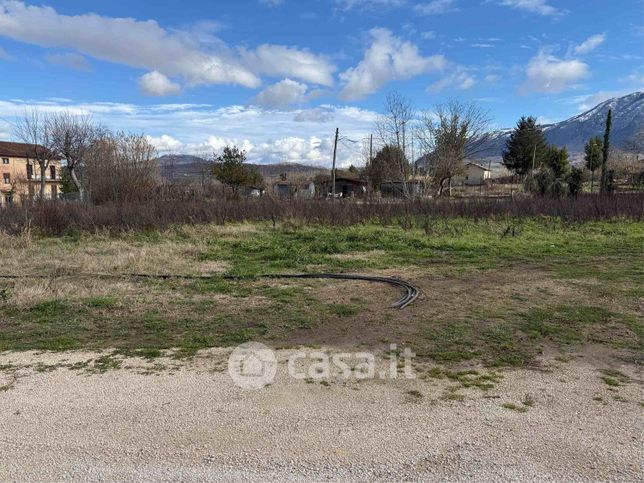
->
[600, 109, 612, 194]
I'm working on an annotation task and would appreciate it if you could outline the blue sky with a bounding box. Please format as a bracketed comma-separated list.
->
[0, 0, 642, 165]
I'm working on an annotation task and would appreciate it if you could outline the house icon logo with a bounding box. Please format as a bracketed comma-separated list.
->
[228, 342, 277, 389]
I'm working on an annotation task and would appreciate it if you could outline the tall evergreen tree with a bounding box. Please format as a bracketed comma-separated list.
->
[502, 116, 549, 176]
[212, 146, 262, 195]
[584, 136, 603, 172]
[600, 109, 612, 194]
[365, 145, 408, 192]
[545, 145, 570, 178]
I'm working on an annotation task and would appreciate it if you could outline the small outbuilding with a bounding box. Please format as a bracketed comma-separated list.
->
[320, 175, 367, 198]
[464, 162, 491, 186]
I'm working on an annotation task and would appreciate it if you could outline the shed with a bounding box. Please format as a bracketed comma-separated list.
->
[464, 162, 491, 186]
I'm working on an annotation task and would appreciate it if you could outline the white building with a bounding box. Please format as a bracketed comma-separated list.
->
[463, 162, 491, 186]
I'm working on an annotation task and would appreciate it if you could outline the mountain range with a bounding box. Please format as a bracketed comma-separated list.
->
[156, 154, 327, 180]
[482, 91, 644, 158]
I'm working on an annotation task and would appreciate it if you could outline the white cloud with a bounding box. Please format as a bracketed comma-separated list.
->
[293, 107, 335, 123]
[139, 71, 182, 96]
[146, 134, 184, 151]
[573, 33, 606, 55]
[490, 0, 565, 17]
[428, 66, 476, 93]
[259, 0, 284, 6]
[240, 45, 335, 87]
[335, 0, 406, 10]
[521, 51, 589, 94]
[471, 43, 494, 48]
[253, 78, 309, 108]
[339, 28, 446, 100]
[414, 0, 459, 15]
[569, 90, 626, 112]
[0, 98, 378, 167]
[624, 72, 644, 85]
[0, 1, 335, 92]
[0, 1, 259, 88]
[45, 52, 91, 71]
[484, 74, 500, 83]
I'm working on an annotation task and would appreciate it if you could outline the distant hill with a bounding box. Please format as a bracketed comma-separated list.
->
[156, 154, 327, 180]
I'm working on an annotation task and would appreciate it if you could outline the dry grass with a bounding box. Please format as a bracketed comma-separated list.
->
[0, 220, 641, 366]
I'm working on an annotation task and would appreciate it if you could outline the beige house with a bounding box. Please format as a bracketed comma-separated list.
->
[0, 141, 63, 205]
[463, 162, 491, 186]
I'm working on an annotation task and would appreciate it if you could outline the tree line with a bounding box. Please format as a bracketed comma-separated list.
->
[502, 109, 615, 196]
[14, 110, 159, 204]
[11, 99, 640, 205]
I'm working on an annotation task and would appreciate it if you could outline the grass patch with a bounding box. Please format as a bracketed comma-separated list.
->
[502, 402, 528, 413]
[0, 218, 641, 363]
[405, 389, 423, 400]
[83, 296, 118, 309]
[599, 369, 631, 387]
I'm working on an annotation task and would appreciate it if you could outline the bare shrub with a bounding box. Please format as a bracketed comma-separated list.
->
[85, 132, 159, 204]
[0, 194, 641, 236]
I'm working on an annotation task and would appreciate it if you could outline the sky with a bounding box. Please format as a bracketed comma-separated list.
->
[0, 0, 642, 166]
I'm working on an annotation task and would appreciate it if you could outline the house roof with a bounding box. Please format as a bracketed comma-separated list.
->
[465, 162, 491, 171]
[334, 177, 367, 184]
[0, 141, 62, 160]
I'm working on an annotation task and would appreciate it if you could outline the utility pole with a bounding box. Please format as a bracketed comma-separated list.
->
[331, 128, 339, 201]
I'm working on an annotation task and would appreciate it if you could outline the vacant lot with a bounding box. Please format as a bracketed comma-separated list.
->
[0, 218, 641, 367]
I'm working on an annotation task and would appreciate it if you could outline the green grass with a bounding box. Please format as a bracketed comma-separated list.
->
[502, 402, 529, 413]
[189, 219, 644, 278]
[0, 218, 642, 364]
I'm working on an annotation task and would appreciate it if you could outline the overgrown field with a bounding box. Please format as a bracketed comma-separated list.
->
[0, 218, 642, 367]
[0, 193, 642, 235]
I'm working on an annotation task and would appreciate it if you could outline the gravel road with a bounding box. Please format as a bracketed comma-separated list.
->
[0, 349, 641, 481]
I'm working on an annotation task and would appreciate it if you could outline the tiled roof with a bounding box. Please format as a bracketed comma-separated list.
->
[0, 141, 62, 160]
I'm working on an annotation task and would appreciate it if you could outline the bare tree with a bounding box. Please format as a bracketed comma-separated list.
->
[85, 131, 159, 204]
[417, 100, 491, 196]
[47, 112, 103, 200]
[14, 109, 54, 200]
[376, 92, 414, 197]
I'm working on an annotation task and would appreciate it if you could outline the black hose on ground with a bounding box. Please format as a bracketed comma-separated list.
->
[0, 272, 420, 309]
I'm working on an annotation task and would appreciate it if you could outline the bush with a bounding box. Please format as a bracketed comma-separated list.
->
[0, 194, 642, 236]
[567, 167, 584, 197]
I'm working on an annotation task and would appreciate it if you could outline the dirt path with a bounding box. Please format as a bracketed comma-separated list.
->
[0, 350, 641, 481]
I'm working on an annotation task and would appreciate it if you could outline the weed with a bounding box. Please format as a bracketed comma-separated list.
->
[522, 393, 535, 407]
[91, 355, 122, 373]
[599, 369, 631, 387]
[502, 403, 528, 413]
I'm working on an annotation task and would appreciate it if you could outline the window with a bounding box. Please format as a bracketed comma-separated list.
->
[2, 173, 10, 184]
[2, 158, 8, 164]
[50, 165, 57, 179]
[4, 195, 12, 204]
[51, 185, 58, 199]
[26, 164, 33, 180]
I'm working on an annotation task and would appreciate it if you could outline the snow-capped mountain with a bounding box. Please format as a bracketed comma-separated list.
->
[482, 91, 644, 157]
